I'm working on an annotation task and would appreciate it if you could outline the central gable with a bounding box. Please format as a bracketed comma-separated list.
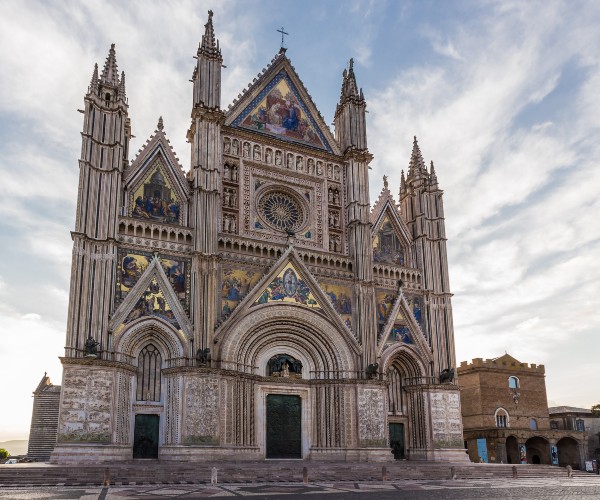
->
[229, 66, 335, 153]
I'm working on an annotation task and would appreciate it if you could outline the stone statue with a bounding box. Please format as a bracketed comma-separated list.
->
[196, 348, 211, 365]
[229, 216, 236, 232]
[223, 164, 231, 180]
[266, 149, 273, 164]
[439, 368, 455, 384]
[253, 145, 261, 160]
[333, 212, 339, 228]
[84, 335, 99, 357]
[230, 190, 237, 207]
[223, 189, 230, 207]
[282, 362, 290, 378]
[333, 190, 340, 205]
[327, 163, 333, 178]
[287, 154, 294, 169]
[296, 156, 303, 171]
[224, 139, 231, 153]
[334, 165, 340, 181]
[243, 142, 250, 158]
[232, 166, 238, 182]
[316, 161, 323, 175]
[223, 215, 230, 232]
[232, 140, 239, 155]
[383, 175, 388, 189]
[275, 150, 282, 165]
[328, 188, 333, 203]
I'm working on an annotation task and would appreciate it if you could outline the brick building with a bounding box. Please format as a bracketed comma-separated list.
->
[458, 354, 586, 468]
[549, 406, 600, 463]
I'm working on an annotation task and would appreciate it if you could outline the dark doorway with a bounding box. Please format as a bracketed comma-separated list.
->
[266, 394, 301, 459]
[133, 414, 159, 459]
[389, 423, 405, 459]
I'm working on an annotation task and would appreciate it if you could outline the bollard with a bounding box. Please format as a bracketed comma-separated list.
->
[211, 467, 218, 485]
[566, 465, 573, 478]
[512, 466, 518, 479]
[450, 466, 456, 480]
[103, 467, 110, 487]
[382, 466, 388, 481]
[303, 466, 309, 484]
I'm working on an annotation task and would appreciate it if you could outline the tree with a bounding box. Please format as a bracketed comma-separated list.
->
[592, 404, 600, 417]
[0, 449, 8, 460]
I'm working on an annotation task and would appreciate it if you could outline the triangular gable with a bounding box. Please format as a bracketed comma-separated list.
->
[377, 290, 431, 361]
[226, 53, 339, 154]
[214, 245, 359, 349]
[110, 256, 192, 338]
[123, 125, 190, 225]
[372, 197, 412, 267]
[319, 281, 353, 331]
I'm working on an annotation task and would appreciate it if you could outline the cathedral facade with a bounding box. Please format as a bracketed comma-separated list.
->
[51, 12, 465, 463]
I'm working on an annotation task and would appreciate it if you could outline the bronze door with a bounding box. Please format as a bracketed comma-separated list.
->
[389, 422, 405, 459]
[133, 414, 159, 459]
[266, 394, 301, 458]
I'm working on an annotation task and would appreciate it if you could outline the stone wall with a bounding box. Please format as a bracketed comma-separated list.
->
[183, 376, 220, 445]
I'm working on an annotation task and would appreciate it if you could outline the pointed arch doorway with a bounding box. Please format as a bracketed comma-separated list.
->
[266, 394, 302, 459]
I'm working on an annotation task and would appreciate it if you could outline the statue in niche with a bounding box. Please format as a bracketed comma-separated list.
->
[307, 159, 315, 174]
[275, 150, 282, 165]
[328, 188, 333, 203]
[268, 354, 302, 378]
[296, 156, 303, 171]
[223, 189, 231, 207]
[334, 165, 340, 181]
[224, 138, 231, 153]
[232, 166, 238, 182]
[253, 145, 261, 160]
[230, 190, 237, 207]
[84, 335, 99, 357]
[223, 164, 231, 180]
[333, 211, 340, 228]
[232, 140, 239, 155]
[222, 215, 230, 232]
[229, 216, 236, 232]
[333, 190, 340, 205]
[316, 161, 323, 175]
[287, 153, 294, 169]
[266, 149, 273, 164]
[327, 163, 333, 178]
[243, 142, 250, 158]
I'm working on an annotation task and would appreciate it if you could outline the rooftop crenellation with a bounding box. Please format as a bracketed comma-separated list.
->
[458, 354, 545, 373]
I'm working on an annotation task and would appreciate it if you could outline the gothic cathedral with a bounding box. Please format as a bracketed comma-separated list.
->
[51, 12, 465, 463]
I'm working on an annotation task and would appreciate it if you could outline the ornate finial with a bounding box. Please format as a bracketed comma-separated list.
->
[118, 71, 126, 101]
[408, 136, 426, 176]
[208, 9, 213, 18]
[383, 175, 388, 189]
[157, 116, 164, 131]
[349, 58, 354, 70]
[430, 160, 436, 175]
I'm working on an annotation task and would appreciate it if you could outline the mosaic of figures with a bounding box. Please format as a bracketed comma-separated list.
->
[223, 137, 340, 180]
[320, 282, 352, 330]
[221, 267, 263, 319]
[255, 264, 319, 308]
[123, 278, 181, 331]
[385, 311, 413, 345]
[373, 216, 405, 266]
[131, 161, 181, 224]
[375, 290, 423, 330]
[115, 250, 190, 313]
[235, 72, 327, 149]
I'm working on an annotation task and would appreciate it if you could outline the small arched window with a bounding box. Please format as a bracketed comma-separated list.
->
[508, 376, 519, 389]
[495, 407, 509, 428]
[530, 418, 537, 430]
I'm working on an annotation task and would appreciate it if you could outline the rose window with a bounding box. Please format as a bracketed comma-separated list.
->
[258, 191, 305, 232]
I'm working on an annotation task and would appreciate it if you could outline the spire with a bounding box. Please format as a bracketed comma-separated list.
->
[118, 71, 127, 101]
[89, 63, 99, 95]
[157, 116, 164, 131]
[340, 58, 360, 102]
[198, 10, 221, 59]
[408, 136, 426, 177]
[100, 43, 119, 87]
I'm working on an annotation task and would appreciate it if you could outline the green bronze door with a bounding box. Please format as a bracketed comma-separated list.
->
[133, 414, 159, 459]
[266, 394, 302, 459]
[389, 422, 405, 460]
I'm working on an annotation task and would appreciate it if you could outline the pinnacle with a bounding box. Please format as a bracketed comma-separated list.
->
[89, 63, 99, 94]
[340, 58, 360, 102]
[198, 9, 221, 58]
[408, 136, 426, 176]
[118, 71, 127, 101]
[157, 116, 164, 131]
[100, 43, 119, 87]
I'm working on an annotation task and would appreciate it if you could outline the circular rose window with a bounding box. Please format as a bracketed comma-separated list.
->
[257, 190, 306, 232]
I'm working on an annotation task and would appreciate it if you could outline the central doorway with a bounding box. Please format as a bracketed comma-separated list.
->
[133, 414, 159, 459]
[266, 394, 301, 459]
[389, 423, 405, 459]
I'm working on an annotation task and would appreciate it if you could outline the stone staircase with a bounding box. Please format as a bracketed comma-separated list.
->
[0, 461, 592, 487]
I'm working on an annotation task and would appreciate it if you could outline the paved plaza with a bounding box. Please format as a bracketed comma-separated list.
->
[2, 476, 600, 499]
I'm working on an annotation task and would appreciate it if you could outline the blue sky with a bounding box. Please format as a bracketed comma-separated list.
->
[1, 0, 599, 440]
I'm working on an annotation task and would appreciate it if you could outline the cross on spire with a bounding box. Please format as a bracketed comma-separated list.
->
[277, 27, 289, 49]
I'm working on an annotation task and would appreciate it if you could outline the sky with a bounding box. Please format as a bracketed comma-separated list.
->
[0, 0, 599, 441]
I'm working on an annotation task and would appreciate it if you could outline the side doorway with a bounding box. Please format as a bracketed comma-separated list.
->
[389, 422, 405, 459]
[133, 414, 160, 459]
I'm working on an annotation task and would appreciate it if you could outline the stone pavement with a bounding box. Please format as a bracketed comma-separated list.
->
[2, 476, 600, 499]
